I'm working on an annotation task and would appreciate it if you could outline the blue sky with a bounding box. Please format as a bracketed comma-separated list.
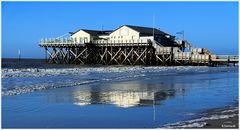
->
[2, 2, 238, 58]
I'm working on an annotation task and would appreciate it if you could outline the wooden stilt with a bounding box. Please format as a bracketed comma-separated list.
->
[39, 42, 238, 66]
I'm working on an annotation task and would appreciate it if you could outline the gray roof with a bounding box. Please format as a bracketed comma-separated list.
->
[120, 25, 170, 36]
[70, 29, 112, 36]
[81, 29, 99, 36]
[70, 25, 171, 37]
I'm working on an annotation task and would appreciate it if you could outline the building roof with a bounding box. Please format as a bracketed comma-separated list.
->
[70, 29, 113, 36]
[81, 29, 100, 36]
[70, 25, 171, 37]
[118, 25, 170, 36]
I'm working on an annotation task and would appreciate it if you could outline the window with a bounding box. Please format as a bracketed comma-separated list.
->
[79, 38, 83, 43]
[84, 37, 88, 43]
[74, 38, 77, 42]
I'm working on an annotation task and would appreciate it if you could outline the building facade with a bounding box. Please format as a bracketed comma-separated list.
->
[70, 25, 178, 47]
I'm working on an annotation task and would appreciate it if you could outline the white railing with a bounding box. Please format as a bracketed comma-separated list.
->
[39, 38, 78, 44]
[191, 54, 209, 61]
[191, 48, 211, 54]
[191, 48, 203, 54]
[40, 38, 152, 45]
[93, 39, 149, 44]
[211, 55, 239, 62]
[155, 47, 182, 54]
[155, 47, 171, 54]
[174, 52, 210, 61]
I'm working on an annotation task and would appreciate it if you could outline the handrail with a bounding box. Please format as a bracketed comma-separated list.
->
[93, 39, 149, 44]
[40, 38, 152, 45]
[213, 55, 238, 59]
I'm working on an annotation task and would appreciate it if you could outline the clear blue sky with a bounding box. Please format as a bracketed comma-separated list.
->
[2, 2, 238, 58]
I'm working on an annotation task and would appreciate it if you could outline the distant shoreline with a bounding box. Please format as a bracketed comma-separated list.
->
[2, 58, 45, 60]
[1, 58, 238, 69]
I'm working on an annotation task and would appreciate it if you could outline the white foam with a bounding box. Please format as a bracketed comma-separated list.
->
[2, 66, 231, 96]
[2, 66, 211, 78]
[2, 79, 101, 96]
[221, 107, 238, 113]
[173, 122, 207, 128]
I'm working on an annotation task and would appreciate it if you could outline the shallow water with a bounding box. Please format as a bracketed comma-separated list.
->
[2, 59, 238, 128]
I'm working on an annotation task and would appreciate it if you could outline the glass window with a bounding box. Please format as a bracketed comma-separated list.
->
[84, 37, 88, 43]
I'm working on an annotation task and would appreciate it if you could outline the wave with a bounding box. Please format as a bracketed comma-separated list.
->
[1, 79, 100, 96]
[2, 66, 218, 78]
[2, 66, 237, 96]
[2, 72, 147, 96]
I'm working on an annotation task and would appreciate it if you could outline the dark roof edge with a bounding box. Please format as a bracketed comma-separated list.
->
[70, 25, 172, 36]
[70, 29, 113, 36]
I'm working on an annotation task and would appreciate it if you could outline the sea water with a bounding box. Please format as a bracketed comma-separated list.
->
[2, 59, 238, 128]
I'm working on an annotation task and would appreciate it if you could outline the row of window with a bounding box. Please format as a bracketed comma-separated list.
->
[110, 36, 136, 39]
[95, 39, 147, 43]
[74, 37, 88, 43]
[111, 36, 123, 39]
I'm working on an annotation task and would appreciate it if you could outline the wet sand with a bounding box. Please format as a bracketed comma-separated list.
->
[164, 103, 239, 129]
[203, 116, 238, 129]
[202, 104, 238, 129]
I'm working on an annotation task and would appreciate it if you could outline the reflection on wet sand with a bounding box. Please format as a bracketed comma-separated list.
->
[72, 83, 187, 108]
[73, 90, 176, 108]
[47, 82, 186, 108]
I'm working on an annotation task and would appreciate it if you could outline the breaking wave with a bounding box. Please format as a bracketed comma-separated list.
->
[2, 66, 213, 78]
[2, 71, 146, 96]
[2, 66, 236, 96]
[2, 80, 100, 96]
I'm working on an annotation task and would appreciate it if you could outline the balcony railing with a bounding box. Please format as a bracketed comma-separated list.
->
[39, 38, 151, 45]
[40, 38, 76, 44]
[93, 39, 150, 44]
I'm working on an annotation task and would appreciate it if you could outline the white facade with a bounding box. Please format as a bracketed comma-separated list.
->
[70, 30, 91, 43]
[109, 25, 140, 42]
[70, 25, 157, 44]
